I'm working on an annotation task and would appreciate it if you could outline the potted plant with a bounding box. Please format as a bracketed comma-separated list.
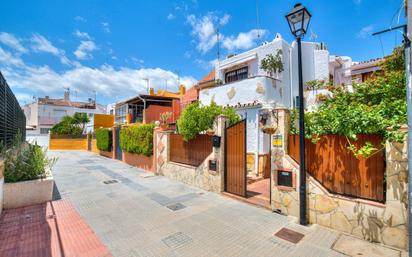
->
[159, 112, 172, 131]
[260, 49, 284, 79]
[262, 124, 277, 134]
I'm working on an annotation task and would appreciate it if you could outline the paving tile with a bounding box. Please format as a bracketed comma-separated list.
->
[44, 151, 409, 257]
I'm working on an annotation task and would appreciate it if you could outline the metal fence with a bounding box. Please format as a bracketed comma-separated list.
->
[0, 72, 26, 148]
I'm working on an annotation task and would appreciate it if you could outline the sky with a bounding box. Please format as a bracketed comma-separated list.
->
[0, 0, 406, 105]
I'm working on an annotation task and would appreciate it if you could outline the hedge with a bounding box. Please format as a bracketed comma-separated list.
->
[119, 124, 155, 156]
[95, 128, 112, 152]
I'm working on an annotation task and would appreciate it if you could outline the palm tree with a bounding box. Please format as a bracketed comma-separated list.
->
[73, 112, 90, 133]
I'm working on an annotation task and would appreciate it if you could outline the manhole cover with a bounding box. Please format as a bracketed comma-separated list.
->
[162, 232, 192, 249]
[166, 203, 186, 211]
[103, 179, 119, 184]
[274, 228, 305, 244]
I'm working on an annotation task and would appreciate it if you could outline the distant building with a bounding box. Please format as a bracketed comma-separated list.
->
[351, 58, 382, 83]
[114, 86, 184, 125]
[23, 91, 106, 135]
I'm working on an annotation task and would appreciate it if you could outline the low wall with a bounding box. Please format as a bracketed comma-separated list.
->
[100, 150, 114, 159]
[155, 115, 227, 193]
[271, 125, 409, 249]
[123, 152, 154, 172]
[3, 176, 54, 209]
[49, 138, 88, 150]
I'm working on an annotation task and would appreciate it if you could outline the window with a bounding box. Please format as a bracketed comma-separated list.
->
[225, 67, 248, 83]
[40, 128, 50, 134]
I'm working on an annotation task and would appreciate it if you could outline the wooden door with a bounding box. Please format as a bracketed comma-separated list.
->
[225, 119, 246, 197]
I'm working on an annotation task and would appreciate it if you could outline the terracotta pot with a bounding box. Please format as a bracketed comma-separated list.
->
[159, 124, 168, 131]
[262, 127, 276, 134]
[206, 130, 215, 136]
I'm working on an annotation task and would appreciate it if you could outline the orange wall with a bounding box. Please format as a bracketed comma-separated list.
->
[123, 152, 154, 172]
[94, 114, 114, 129]
[49, 138, 88, 150]
[145, 105, 173, 123]
[181, 87, 198, 109]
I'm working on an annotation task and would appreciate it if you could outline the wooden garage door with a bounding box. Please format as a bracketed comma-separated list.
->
[225, 119, 246, 197]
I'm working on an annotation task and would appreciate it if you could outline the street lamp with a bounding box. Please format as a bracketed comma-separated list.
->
[285, 3, 311, 226]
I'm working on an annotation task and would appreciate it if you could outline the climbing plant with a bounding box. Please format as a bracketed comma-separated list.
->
[290, 47, 407, 158]
[176, 102, 240, 141]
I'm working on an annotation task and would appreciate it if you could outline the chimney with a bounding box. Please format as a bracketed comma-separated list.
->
[64, 90, 70, 101]
[149, 88, 155, 95]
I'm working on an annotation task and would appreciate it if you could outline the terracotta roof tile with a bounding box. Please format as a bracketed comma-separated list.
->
[198, 69, 215, 84]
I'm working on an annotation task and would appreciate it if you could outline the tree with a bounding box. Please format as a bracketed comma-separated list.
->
[260, 49, 284, 77]
[73, 112, 90, 132]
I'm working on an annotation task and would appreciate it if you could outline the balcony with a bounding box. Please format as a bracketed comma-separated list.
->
[199, 76, 288, 108]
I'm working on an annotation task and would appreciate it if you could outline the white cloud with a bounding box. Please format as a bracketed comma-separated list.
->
[0, 32, 27, 53]
[74, 16, 87, 22]
[357, 25, 374, 39]
[3, 60, 197, 103]
[222, 29, 266, 51]
[101, 22, 111, 33]
[167, 13, 176, 20]
[74, 40, 97, 60]
[31, 33, 71, 65]
[186, 14, 219, 53]
[219, 14, 230, 26]
[31, 33, 59, 55]
[0, 47, 24, 67]
[73, 30, 91, 40]
[187, 13, 265, 54]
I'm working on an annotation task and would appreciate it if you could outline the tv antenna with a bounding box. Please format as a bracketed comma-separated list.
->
[256, 0, 261, 39]
[143, 78, 149, 93]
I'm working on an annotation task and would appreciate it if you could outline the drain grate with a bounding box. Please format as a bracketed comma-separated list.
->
[162, 232, 192, 249]
[274, 228, 305, 244]
[103, 179, 119, 185]
[166, 203, 186, 211]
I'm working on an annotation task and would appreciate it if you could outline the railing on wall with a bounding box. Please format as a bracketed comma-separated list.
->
[170, 134, 212, 167]
[0, 72, 26, 148]
[288, 134, 385, 202]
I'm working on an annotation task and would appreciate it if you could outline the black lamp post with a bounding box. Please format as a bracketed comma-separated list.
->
[285, 3, 311, 226]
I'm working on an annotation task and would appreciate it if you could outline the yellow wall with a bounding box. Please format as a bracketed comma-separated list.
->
[94, 114, 114, 129]
[49, 138, 88, 150]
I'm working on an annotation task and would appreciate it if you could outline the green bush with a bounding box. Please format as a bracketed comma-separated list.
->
[119, 124, 155, 156]
[176, 102, 240, 141]
[4, 136, 56, 183]
[95, 128, 112, 152]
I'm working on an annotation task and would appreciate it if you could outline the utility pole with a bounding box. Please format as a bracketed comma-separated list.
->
[406, 0, 412, 253]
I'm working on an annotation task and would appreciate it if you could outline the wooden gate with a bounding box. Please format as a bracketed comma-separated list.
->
[225, 119, 246, 197]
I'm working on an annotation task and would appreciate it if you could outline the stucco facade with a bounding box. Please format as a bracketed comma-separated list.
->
[199, 34, 329, 176]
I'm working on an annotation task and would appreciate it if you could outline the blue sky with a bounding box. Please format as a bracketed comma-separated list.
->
[0, 0, 406, 105]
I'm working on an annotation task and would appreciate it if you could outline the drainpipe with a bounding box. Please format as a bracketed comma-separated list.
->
[136, 95, 146, 124]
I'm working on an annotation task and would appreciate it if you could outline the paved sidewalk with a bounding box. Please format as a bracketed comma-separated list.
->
[48, 151, 401, 257]
[0, 200, 112, 257]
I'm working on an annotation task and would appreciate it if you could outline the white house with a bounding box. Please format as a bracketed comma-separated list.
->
[23, 91, 106, 135]
[199, 33, 330, 177]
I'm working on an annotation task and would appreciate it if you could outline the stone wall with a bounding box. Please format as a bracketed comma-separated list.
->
[270, 109, 409, 250]
[155, 115, 227, 193]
